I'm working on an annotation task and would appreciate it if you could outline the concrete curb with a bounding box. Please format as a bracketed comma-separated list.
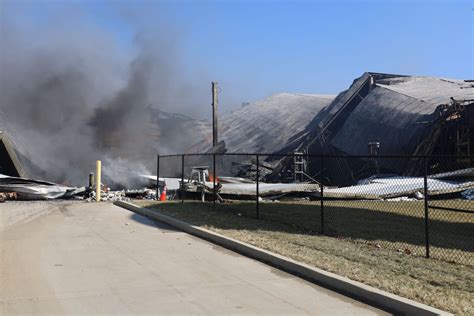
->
[114, 201, 451, 316]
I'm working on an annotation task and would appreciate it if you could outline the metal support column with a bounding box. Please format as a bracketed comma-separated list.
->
[423, 156, 430, 258]
[212, 82, 219, 147]
[181, 155, 185, 204]
[156, 154, 160, 200]
[256, 154, 260, 219]
[320, 155, 324, 234]
[213, 154, 216, 208]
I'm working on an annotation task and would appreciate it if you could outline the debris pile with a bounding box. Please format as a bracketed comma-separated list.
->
[0, 172, 157, 202]
[0, 174, 85, 200]
[231, 159, 275, 181]
[190, 93, 335, 154]
[324, 175, 474, 200]
[0, 192, 17, 203]
[268, 72, 474, 186]
[461, 189, 474, 200]
[125, 188, 157, 200]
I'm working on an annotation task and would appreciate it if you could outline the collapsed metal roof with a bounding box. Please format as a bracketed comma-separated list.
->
[269, 72, 474, 185]
[191, 92, 335, 153]
[281, 72, 474, 157]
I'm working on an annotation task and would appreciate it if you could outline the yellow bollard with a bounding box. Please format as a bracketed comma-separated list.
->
[96, 160, 101, 202]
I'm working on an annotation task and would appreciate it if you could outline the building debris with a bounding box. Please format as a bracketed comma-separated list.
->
[231, 159, 275, 181]
[1, 72, 471, 201]
[124, 188, 156, 200]
[0, 192, 17, 202]
[266, 72, 473, 186]
[190, 93, 335, 154]
[323, 176, 474, 200]
[141, 162, 474, 202]
[0, 174, 85, 200]
[461, 189, 474, 200]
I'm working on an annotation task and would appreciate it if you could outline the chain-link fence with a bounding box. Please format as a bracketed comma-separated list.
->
[155, 153, 473, 265]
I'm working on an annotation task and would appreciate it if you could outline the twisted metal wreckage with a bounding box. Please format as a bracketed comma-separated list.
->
[154, 72, 474, 201]
[1, 72, 473, 200]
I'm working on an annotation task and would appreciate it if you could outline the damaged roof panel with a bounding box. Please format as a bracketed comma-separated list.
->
[330, 86, 438, 156]
[191, 93, 334, 153]
[376, 77, 473, 104]
[283, 72, 474, 157]
[324, 176, 474, 200]
[269, 72, 474, 185]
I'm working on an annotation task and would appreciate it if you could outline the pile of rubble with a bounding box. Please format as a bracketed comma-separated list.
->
[0, 173, 158, 202]
[0, 192, 17, 203]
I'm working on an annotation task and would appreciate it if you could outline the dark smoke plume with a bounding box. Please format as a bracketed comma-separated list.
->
[0, 4, 208, 187]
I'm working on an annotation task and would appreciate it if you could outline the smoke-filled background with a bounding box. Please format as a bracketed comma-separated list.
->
[0, 2, 215, 187]
[0, 0, 471, 187]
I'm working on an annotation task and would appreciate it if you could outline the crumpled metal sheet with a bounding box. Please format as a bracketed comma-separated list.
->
[461, 189, 474, 200]
[324, 176, 474, 199]
[0, 174, 85, 200]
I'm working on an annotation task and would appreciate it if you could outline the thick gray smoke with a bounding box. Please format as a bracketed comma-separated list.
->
[90, 38, 161, 160]
[0, 5, 207, 187]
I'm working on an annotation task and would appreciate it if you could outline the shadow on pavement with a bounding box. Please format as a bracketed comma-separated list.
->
[130, 213, 179, 232]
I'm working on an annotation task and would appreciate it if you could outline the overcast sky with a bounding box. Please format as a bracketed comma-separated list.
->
[1, 0, 472, 116]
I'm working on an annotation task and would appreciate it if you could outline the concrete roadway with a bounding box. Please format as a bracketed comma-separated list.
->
[0, 201, 389, 315]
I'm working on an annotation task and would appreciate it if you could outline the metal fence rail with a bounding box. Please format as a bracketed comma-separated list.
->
[156, 153, 474, 265]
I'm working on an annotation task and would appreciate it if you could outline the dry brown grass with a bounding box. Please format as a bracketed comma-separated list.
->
[135, 200, 473, 315]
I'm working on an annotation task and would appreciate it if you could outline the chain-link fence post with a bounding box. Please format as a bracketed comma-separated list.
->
[256, 154, 260, 219]
[423, 156, 430, 258]
[213, 153, 216, 208]
[181, 154, 185, 204]
[156, 154, 160, 200]
[320, 154, 324, 234]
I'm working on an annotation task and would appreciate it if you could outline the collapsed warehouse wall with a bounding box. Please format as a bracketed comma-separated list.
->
[268, 73, 474, 186]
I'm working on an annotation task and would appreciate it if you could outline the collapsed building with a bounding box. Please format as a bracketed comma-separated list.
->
[191, 92, 335, 154]
[183, 93, 334, 179]
[1, 71, 473, 200]
[0, 91, 334, 198]
[157, 73, 473, 200]
[268, 72, 474, 186]
[180, 72, 473, 201]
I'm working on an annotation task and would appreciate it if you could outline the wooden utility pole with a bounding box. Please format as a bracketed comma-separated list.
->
[212, 82, 218, 147]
